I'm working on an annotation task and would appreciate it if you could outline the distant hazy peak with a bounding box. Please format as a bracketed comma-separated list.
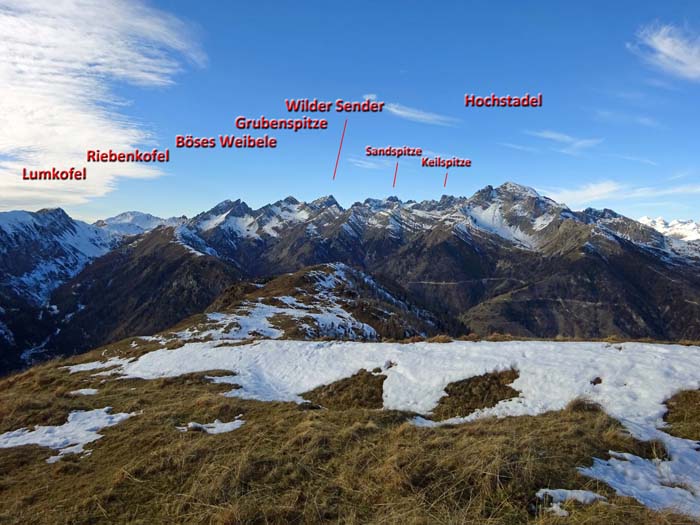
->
[640, 216, 700, 241]
[95, 211, 186, 236]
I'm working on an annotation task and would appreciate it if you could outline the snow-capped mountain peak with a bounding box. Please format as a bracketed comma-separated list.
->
[640, 216, 700, 241]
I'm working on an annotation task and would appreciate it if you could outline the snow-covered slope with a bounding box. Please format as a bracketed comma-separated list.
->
[95, 211, 185, 236]
[0, 209, 116, 304]
[64, 338, 700, 517]
[640, 216, 700, 241]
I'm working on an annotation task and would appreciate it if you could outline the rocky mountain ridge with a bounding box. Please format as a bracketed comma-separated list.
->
[2, 182, 700, 373]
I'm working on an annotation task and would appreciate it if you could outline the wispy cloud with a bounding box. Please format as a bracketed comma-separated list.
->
[668, 170, 692, 181]
[610, 90, 648, 102]
[347, 156, 391, 170]
[628, 184, 700, 198]
[422, 149, 450, 158]
[594, 109, 660, 128]
[0, 0, 204, 210]
[629, 23, 700, 81]
[526, 130, 603, 156]
[644, 77, 681, 91]
[544, 181, 623, 207]
[364, 92, 459, 126]
[543, 180, 700, 209]
[385, 103, 459, 126]
[499, 142, 538, 153]
[611, 154, 658, 167]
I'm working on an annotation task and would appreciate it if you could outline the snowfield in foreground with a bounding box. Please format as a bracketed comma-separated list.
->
[57, 339, 700, 516]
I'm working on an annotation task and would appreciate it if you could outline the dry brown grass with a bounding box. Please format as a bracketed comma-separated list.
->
[425, 335, 453, 344]
[415, 332, 700, 347]
[0, 352, 696, 524]
[303, 369, 386, 410]
[430, 369, 519, 421]
[664, 389, 700, 441]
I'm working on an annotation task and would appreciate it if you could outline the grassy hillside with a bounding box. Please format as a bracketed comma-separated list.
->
[1, 338, 698, 524]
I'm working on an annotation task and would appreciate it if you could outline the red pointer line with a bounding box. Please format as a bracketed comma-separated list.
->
[332, 119, 348, 180]
[443, 171, 449, 187]
[392, 161, 399, 187]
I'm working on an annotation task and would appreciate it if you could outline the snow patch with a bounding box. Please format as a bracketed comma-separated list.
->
[0, 408, 133, 463]
[69, 388, 98, 396]
[536, 488, 607, 517]
[537, 488, 606, 504]
[65, 357, 133, 373]
[176, 416, 245, 434]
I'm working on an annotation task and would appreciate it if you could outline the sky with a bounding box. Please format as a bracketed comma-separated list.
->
[1, 0, 700, 222]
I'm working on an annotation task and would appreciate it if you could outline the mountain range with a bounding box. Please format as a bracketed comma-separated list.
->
[1, 181, 700, 374]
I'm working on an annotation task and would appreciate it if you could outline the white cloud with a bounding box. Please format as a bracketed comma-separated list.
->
[385, 102, 459, 126]
[0, 0, 204, 211]
[363, 93, 378, 101]
[630, 24, 700, 81]
[526, 130, 603, 156]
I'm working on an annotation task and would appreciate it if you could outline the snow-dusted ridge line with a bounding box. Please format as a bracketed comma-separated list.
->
[171, 263, 418, 343]
[65, 339, 700, 517]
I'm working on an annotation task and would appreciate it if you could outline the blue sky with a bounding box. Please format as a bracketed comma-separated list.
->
[2, 1, 700, 221]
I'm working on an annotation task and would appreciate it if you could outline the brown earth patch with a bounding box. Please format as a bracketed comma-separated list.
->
[431, 368, 520, 421]
[303, 369, 386, 410]
[663, 389, 700, 441]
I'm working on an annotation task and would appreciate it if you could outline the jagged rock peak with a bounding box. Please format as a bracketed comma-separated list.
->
[496, 181, 542, 198]
[310, 195, 339, 208]
[206, 199, 253, 217]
